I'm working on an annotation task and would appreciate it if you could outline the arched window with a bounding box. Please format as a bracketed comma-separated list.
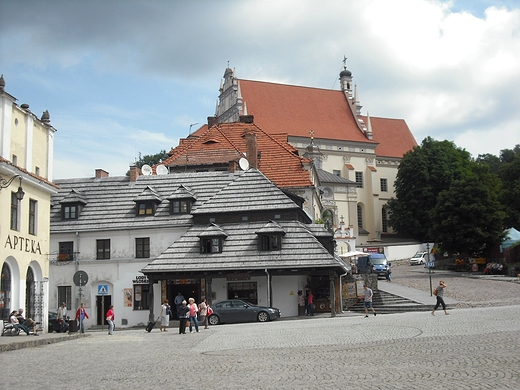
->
[322, 209, 334, 232]
[357, 205, 363, 229]
[1, 263, 12, 319]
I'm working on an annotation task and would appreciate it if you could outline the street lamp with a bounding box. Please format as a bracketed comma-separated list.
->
[0, 174, 25, 200]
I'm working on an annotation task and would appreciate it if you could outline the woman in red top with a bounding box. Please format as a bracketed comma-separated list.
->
[306, 290, 314, 316]
[106, 305, 115, 335]
[75, 302, 89, 334]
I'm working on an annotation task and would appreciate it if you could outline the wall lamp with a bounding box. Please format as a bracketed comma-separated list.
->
[0, 174, 25, 200]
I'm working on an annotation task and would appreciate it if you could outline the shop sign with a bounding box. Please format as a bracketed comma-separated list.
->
[4, 234, 42, 254]
[132, 275, 149, 284]
[227, 273, 251, 281]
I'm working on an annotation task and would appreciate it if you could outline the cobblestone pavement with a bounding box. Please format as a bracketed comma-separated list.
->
[390, 261, 520, 308]
[1, 304, 519, 389]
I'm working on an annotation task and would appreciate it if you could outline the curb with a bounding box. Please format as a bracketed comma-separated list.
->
[0, 333, 90, 353]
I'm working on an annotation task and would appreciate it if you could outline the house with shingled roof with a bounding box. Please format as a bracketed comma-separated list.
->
[158, 116, 323, 222]
[191, 65, 419, 255]
[49, 168, 349, 329]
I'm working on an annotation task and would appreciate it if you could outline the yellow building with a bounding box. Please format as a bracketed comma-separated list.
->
[1, 75, 58, 331]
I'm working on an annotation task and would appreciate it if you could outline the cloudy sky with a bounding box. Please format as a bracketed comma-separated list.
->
[1, 0, 519, 179]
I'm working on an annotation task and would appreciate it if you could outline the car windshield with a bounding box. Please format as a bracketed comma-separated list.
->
[412, 252, 425, 258]
[370, 255, 387, 265]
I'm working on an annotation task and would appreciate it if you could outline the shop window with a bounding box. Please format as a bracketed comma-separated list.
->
[133, 284, 150, 310]
[227, 282, 258, 304]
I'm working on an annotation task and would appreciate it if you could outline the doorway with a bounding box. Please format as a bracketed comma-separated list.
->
[96, 295, 112, 325]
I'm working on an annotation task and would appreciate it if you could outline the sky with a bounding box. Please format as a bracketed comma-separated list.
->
[1, 0, 519, 179]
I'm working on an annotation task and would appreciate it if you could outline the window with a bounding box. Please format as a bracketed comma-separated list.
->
[380, 178, 388, 192]
[57, 286, 71, 311]
[62, 204, 78, 220]
[10, 192, 20, 231]
[35, 166, 40, 176]
[170, 200, 190, 214]
[260, 235, 282, 251]
[357, 205, 363, 229]
[96, 239, 110, 260]
[137, 201, 155, 216]
[382, 206, 388, 233]
[133, 284, 150, 310]
[227, 282, 258, 304]
[29, 199, 37, 235]
[200, 238, 222, 253]
[355, 172, 363, 188]
[59, 242, 74, 261]
[136, 238, 150, 258]
[333, 170, 341, 177]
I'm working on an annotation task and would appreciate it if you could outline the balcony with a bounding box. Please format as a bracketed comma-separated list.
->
[48, 252, 80, 265]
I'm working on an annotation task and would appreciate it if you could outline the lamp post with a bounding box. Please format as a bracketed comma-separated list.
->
[0, 174, 25, 200]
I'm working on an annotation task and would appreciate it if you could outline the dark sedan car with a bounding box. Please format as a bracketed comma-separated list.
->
[208, 299, 281, 325]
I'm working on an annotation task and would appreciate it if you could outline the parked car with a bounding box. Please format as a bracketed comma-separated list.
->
[370, 253, 390, 279]
[410, 251, 435, 266]
[208, 299, 281, 325]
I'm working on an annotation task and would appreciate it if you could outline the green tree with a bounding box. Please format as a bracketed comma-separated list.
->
[387, 137, 472, 241]
[429, 167, 505, 256]
[500, 145, 520, 229]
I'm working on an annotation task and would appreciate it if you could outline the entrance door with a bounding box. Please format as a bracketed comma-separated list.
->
[168, 283, 199, 319]
[96, 295, 112, 325]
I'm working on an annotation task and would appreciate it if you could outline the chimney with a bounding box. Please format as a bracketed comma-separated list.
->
[245, 131, 258, 169]
[95, 169, 109, 178]
[129, 165, 140, 182]
[207, 116, 218, 128]
[239, 115, 254, 123]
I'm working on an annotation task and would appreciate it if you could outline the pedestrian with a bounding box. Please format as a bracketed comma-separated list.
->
[57, 302, 69, 332]
[174, 292, 185, 319]
[159, 299, 170, 332]
[16, 308, 37, 333]
[106, 305, 115, 335]
[306, 289, 314, 316]
[188, 297, 199, 333]
[199, 297, 209, 329]
[297, 290, 305, 316]
[177, 300, 189, 334]
[75, 303, 89, 333]
[431, 280, 449, 316]
[363, 284, 377, 317]
[385, 267, 392, 282]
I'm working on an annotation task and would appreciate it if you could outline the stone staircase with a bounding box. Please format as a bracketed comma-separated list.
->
[348, 290, 456, 315]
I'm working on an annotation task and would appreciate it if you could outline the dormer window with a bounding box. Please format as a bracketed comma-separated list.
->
[167, 185, 196, 215]
[260, 234, 282, 251]
[198, 223, 227, 254]
[170, 200, 191, 214]
[137, 201, 155, 215]
[62, 204, 79, 220]
[59, 189, 87, 220]
[201, 238, 222, 253]
[134, 186, 162, 216]
[256, 221, 286, 251]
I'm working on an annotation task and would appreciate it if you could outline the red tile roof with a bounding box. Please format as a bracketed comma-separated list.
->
[239, 79, 374, 144]
[161, 122, 313, 188]
[363, 116, 418, 158]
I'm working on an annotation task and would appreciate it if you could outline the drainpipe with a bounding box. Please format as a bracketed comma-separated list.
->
[265, 269, 271, 307]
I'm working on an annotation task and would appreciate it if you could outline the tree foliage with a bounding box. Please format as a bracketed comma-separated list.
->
[126, 150, 170, 176]
[499, 146, 520, 230]
[387, 137, 507, 256]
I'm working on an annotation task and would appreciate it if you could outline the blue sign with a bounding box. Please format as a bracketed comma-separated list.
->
[98, 285, 109, 295]
[426, 262, 435, 268]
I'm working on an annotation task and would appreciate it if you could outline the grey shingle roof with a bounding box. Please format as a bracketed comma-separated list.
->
[317, 168, 356, 185]
[141, 220, 344, 274]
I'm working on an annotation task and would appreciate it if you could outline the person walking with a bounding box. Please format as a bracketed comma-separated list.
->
[188, 297, 199, 333]
[177, 300, 189, 334]
[159, 299, 171, 332]
[432, 280, 449, 315]
[385, 267, 392, 282]
[106, 305, 115, 335]
[363, 284, 377, 317]
[199, 298, 209, 329]
[174, 292, 185, 319]
[75, 303, 89, 333]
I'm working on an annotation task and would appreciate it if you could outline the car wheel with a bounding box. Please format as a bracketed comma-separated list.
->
[257, 311, 269, 322]
[208, 315, 220, 325]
